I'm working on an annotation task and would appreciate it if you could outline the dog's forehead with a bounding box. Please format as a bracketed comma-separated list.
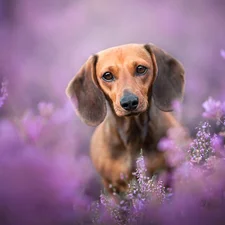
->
[96, 44, 151, 64]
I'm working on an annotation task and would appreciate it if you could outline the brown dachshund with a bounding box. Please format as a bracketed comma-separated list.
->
[66, 43, 185, 194]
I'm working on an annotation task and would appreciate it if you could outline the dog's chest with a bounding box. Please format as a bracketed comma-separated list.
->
[118, 116, 149, 145]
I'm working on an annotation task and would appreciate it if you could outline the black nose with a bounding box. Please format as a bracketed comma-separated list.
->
[120, 93, 139, 111]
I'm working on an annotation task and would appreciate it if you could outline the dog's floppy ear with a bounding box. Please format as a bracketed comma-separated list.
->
[144, 44, 185, 111]
[66, 55, 106, 126]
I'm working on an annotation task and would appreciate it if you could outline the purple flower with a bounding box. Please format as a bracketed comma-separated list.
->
[0, 79, 8, 108]
[202, 97, 224, 120]
[158, 137, 175, 151]
[21, 111, 45, 142]
[172, 100, 182, 113]
[211, 134, 224, 153]
[220, 49, 225, 59]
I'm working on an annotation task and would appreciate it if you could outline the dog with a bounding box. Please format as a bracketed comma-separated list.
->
[66, 43, 185, 194]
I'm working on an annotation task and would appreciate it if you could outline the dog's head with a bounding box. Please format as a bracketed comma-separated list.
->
[66, 43, 185, 126]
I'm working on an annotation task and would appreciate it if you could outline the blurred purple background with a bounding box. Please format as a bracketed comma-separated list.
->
[0, 0, 225, 224]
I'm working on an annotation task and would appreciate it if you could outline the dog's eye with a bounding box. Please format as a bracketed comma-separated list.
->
[136, 65, 148, 75]
[102, 72, 115, 82]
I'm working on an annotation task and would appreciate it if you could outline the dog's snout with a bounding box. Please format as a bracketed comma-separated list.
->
[120, 93, 139, 111]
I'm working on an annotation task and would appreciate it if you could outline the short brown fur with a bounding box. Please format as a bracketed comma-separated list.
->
[66, 43, 185, 194]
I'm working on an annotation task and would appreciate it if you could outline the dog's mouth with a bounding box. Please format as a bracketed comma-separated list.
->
[114, 104, 148, 117]
[124, 111, 141, 117]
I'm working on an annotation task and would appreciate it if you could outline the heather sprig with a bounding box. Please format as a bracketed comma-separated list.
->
[90, 201, 102, 225]
[96, 151, 166, 225]
[188, 122, 214, 164]
[99, 191, 128, 225]
[129, 151, 166, 205]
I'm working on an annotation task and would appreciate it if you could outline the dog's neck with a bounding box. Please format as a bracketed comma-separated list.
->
[106, 102, 154, 150]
